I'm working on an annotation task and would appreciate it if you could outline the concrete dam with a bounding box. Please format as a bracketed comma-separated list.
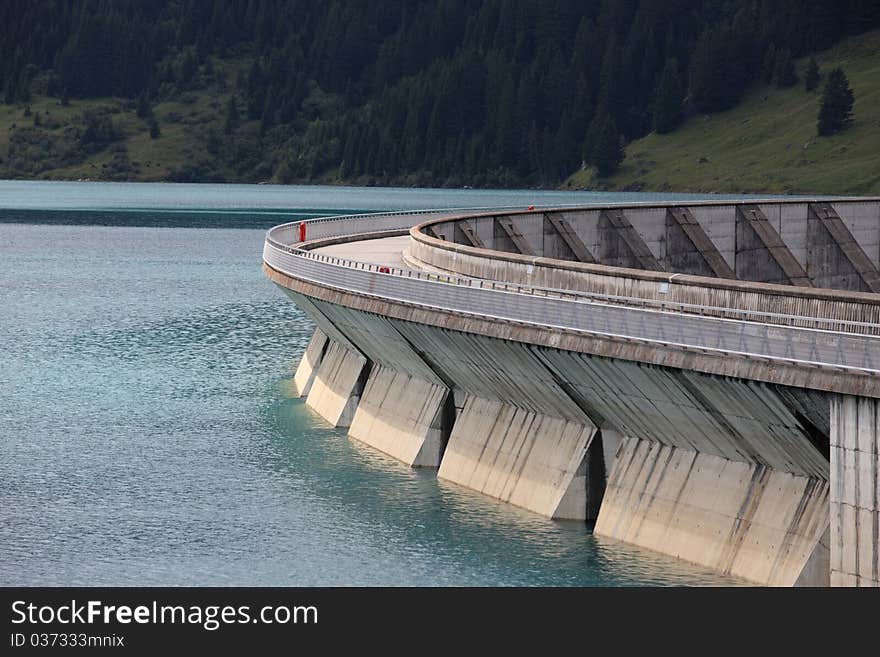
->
[262, 199, 880, 587]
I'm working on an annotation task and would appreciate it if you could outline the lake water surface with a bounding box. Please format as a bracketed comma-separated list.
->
[0, 181, 745, 585]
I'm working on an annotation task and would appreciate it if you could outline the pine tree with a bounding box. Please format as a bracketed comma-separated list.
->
[592, 114, 624, 177]
[653, 58, 683, 134]
[773, 48, 797, 87]
[136, 93, 152, 119]
[224, 96, 239, 134]
[179, 48, 197, 85]
[762, 43, 777, 83]
[817, 68, 855, 135]
[805, 57, 821, 92]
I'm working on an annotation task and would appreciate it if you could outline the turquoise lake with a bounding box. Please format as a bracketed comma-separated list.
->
[0, 180, 748, 585]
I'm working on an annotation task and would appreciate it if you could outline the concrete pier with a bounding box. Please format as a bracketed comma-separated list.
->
[292, 329, 327, 397]
[304, 341, 366, 427]
[349, 365, 449, 466]
[830, 395, 879, 586]
[595, 437, 829, 586]
[265, 199, 880, 586]
[438, 394, 596, 519]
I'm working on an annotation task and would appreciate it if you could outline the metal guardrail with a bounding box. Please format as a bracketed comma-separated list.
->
[266, 206, 531, 246]
[263, 209, 880, 376]
[266, 210, 880, 334]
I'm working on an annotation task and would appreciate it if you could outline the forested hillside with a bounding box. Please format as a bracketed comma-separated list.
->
[567, 29, 880, 194]
[1, 0, 879, 187]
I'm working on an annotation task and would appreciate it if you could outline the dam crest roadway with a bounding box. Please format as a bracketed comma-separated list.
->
[262, 199, 880, 587]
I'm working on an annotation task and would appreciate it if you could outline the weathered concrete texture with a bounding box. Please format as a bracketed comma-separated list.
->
[735, 205, 812, 287]
[438, 394, 597, 519]
[280, 288, 361, 354]
[388, 322, 590, 422]
[666, 207, 736, 279]
[495, 216, 534, 255]
[807, 202, 880, 293]
[598, 209, 664, 271]
[292, 329, 328, 397]
[305, 298, 443, 386]
[348, 365, 449, 467]
[407, 230, 880, 332]
[268, 261, 880, 399]
[305, 340, 367, 427]
[829, 201, 880, 269]
[454, 220, 484, 248]
[795, 527, 830, 586]
[830, 394, 880, 586]
[311, 235, 411, 268]
[595, 437, 830, 586]
[535, 349, 829, 479]
[543, 213, 596, 263]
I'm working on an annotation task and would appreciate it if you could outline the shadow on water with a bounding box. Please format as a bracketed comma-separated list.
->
[0, 208, 369, 230]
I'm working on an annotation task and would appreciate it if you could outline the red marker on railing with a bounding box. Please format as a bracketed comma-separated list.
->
[378, 266, 390, 274]
[298, 221, 307, 242]
[528, 205, 535, 211]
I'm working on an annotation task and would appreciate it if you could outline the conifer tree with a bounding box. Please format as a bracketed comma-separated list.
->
[762, 44, 777, 83]
[817, 68, 855, 135]
[653, 58, 683, 133]
[136, 93, 152, 119]
[592, 114, 624, 177]
[773, 48, 797, 87]
[805, 57, 821, 91]
[224, 96, 239, 134]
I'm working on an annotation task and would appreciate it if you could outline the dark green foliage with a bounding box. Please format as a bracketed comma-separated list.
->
[805, 57, 821, 91]
[178, 49, 197, 85]
[773, 49, 797, 87]
[653, 59, 683, 134]
[149, 117, 160, 139]
[818, 68, 855, 135]
[0, 1, 878, 185]
[763, 44, 778, 83]
[591, 114, 624, 177]
[7, 126, 83, 174]
[774, 49, 798, 87]
[136, 94, 153, 119]
[224, 96, 239, 135]
[688, 26, 749, 113]
[80, 110, 122, 151]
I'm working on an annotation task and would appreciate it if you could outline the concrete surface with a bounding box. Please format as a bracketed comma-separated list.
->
[438, 394, 596, 519]
[595, 436, 829, 586]
[305, 341, 367, 427]
[266, 200, 880, 586]
[830, 394, 879, 586]
[348, 365, 449, 467]
[292, 328, 327, 397]
[312, 235, 411, 268]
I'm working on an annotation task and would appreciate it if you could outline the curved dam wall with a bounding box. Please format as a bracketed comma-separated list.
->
[410, 200, 880, 332]
[264, 201, 880, 587]
[420, 200, 880, 291]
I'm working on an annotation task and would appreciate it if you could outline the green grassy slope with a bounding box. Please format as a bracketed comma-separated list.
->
[567, 29, 880, 195]
[0, 60, 251, 183]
